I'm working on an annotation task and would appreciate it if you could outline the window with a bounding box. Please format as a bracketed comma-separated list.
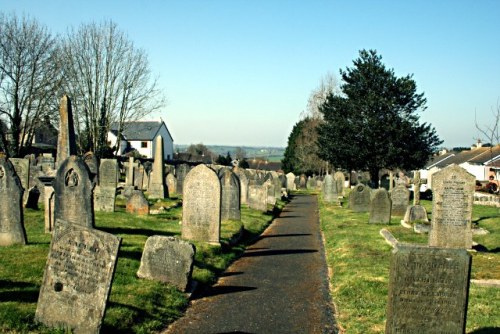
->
[141, 141, 148, 148]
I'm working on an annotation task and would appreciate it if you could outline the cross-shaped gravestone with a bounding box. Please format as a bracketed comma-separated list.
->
[124, 157, 139, 186]
[412, 171, 422, 205]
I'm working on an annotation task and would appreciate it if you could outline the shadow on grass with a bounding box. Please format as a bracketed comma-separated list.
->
[472, 244, 500, 253]
[0, 280, 39, 303]
[472, 216, 498, 225]
[98, 226, 177, 237]
[118, 249, 143, 261]
[469, 328, 500, 334]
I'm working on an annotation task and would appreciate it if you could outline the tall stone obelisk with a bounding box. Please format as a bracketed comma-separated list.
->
[148, 136, 166, 198]
[56, 95, 77, 169]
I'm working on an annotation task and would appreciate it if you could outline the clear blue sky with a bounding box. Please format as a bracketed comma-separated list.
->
[2, 0, 499, 148]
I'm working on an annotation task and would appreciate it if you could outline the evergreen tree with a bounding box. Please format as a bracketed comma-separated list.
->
[317, 49, 442, 186]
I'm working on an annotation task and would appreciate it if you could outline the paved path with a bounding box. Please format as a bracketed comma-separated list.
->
[165, 194, 337, 334]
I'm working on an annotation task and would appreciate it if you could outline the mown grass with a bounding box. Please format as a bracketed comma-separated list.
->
[0, 195, 283, 333]
[318, 190, 500, 334]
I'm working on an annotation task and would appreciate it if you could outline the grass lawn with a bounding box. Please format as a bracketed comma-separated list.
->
[0, 195, 283, 333]
[318, 190, 500, 334]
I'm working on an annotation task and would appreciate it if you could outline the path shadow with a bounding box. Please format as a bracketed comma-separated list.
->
[469, 328, 500, 334]
[197, 285, 257, 299]
[258, 233, 311, 240]
[219, 271, 244, 277]
[242, 249, 318, 257]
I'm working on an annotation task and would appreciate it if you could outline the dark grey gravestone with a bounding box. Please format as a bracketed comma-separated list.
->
[181, 164, 221, 244]
[386, 244, 471, 334]
[94, 159, 118, 212]
[35, 219, 121, 334]
[390, 185, 410, 216]
[248, 184, 267, 212]
[369, 188, 392, 224]
[54, 156, 94, 228]
[349, 183, 371, 212]
[126, 190, 150, 215]
[25, 186, 40, 209]
[175, 163, 190, 195]
[219, 169, 241, 221]
[83, 151, 98, 185]
[0, 158, 27, 246]
[137, 236, 195, 291]
[10, 158, 30, 203]
[429, 164, 475, 249]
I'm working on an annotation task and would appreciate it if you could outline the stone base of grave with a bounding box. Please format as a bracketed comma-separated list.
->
[414, 224, 431, 234]
[472, 227, 489, 235]
[400, 220, 412, 229]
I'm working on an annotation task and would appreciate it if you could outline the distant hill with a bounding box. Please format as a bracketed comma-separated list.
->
[174, 144, 285, 163]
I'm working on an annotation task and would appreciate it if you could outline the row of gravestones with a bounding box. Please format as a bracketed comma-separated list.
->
[322, 164, 476, 333]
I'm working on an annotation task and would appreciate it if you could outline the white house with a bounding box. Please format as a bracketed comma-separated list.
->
[108, 120, 174, 160]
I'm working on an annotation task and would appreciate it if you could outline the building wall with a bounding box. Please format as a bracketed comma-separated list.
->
[460, 162, 487, 181]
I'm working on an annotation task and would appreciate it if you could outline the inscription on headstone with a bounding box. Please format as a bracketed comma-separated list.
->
[386, 244, 471, 334]
[429, 164, 475, 249]
[35, 219, 121, 333]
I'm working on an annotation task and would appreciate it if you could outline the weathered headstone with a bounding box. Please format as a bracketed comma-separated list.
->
[124, 157, 136, 186]
[349, 183, 371, 212]
[233, 168, 248, 205]
[25, 186, 41, 209]
[149, 136, 166, 198]
[134, 164, 144, 190]
[54, 156, 94, 228]
[137, 236, 195, 291]
[248, 184, 268, 212]
[369, 188, 392, 224]
[390, 185, 410, 216]
[94, 159, 118, 213]
[166, 173, 177, 196]
[126, 190, 150, 215]
[322, 174, 336, 203]
[35, 219, 121, 333]
[299, 174, 307, 189]
[0, 158, 27, 246]
[181, 164, 221, 244]
[38, 176, 55, 233]
[99, 159, 118, 188]
[175, 163, 190, 195]
[286, 172, 296, 191]
[386, 244, 471, 334]
[334, 171, 345, 197]
[83, 151, 98, 184]
[219, 169, 241, 221]
[429, 164, 475, 249]
[55, 95, 77, 169]
[403, 205, 429, 226]
[10, 158, 30, 203]
[265, 179, 276, 206]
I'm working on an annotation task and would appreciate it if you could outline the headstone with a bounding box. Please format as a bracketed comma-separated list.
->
[265, 179, 276, 206]
[299, 174, 307, 189]
[83, 152, 98, 184]
[142, 166, 150, 191]
[369, 188, 392, 224]
[10, 158, 30, 203]
[40, 153, 55, 173]
[134, 165, 144, 190]
[322, 174, 336, 203]
[286, 172, 296, 191]
[166, 173, 177, 196]
[0, 158, 27, 246]
[389, 171, 394, 191]
[390, 185, 410, 216]
[124, 157, 137, 186]
[55, 95, 77, 169]
[386, 244, 471, 334]
[403, 205, 429, 225]
[94, 159, 118, 213]
[233, 168, 248, 205]
[99, 159, 118, 188]
[181, 164, 221, 244]
[137, 236, 195, 291]
[149, 136, 166, 199]
[429, 164, 475, 249]
[349, 183, 371, 212]
[412, 171, 423, 205]
[35, 219, 121, 333]
[126, 190, 150, 215]
[219, 169, 241, 221]
[25, 186, 41, 209]
[54, 156, 94, 228]
[334, 171, 345, 197]
[248, 184, 268, 212]
[175, 163, 190, 195]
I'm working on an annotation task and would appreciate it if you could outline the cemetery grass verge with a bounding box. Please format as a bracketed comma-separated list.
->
[318, 192, 500, 334]
[0, 196, 285, 333]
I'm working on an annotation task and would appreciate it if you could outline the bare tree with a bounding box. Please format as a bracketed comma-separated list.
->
[58, 20, 165, 158]
[302, 72, 341, 120]
[0, 13, 60, 157]
[475, 102, 500, 146]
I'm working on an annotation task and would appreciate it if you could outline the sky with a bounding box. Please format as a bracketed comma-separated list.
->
[2, 0, 500, 148]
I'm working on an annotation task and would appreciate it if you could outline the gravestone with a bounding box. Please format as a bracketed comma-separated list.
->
[219, 169, 241, 221]
[55, 95, 77, 169]
[166, 173, 177, 196]
[334, 171, 345, 197]
[137, 236, 195, 291]
[142, 166, 150, 191]
[149, 136, 166, 198]
[322, 174, 336, 203]
[248, 184, 268, 212]
[390, 185, 410, 216]
[369, 188, 392, 223]
[233, 168, 248, 205]
[265, 179, 276, 206]
[403, 205, 429, 225]
[175, 163, 190, 195]
[134, 165, 144, 190]
[83, 152, 98, 184]
[181, 164, 221, 244]
[10, 158, 30, 203]
[54, 156, 94, 228]
[25, 186, 41, 209]
[307, 176, 314, 189]
[38, 176, 55, 233]
[429, 164, 475, 249]
[94, 159, 118, 212]
[126, 190, 150, 215]
[386, 244, 471, 334]
[286, 172, 296, 191]
[349, 183, 371, 212]
[299, 174, 307, 189]
[0, 158, 27, 246]
[35, 219, 121, 333]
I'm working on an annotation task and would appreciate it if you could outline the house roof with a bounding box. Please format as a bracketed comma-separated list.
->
[110, 121, 173, 142]
[425, 151, 456, 169]
[426, 146, 500, 169]
[467, 145, 500, 164]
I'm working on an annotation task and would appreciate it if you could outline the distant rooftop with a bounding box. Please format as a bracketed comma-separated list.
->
[110, 121, 164, 141]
